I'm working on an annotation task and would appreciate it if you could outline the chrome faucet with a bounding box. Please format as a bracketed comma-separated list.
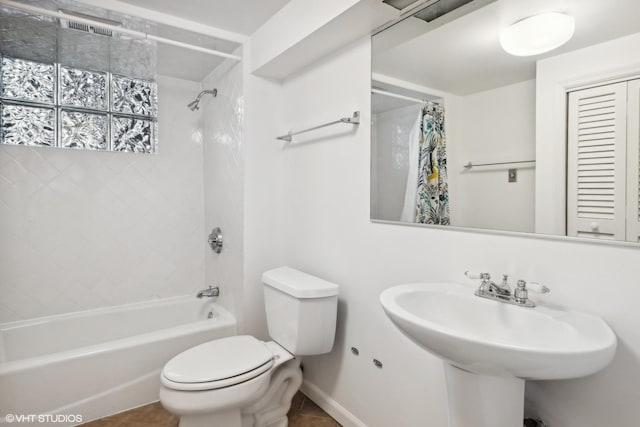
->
[477, 273, 511, 297]
[465, 271, 549, 308]
[197, 285, 219, 299]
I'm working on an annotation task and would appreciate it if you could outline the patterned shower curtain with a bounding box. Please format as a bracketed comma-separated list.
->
[415, 102, 449, 225]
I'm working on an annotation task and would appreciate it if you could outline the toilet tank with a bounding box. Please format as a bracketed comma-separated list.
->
[262, 267, 338, 356]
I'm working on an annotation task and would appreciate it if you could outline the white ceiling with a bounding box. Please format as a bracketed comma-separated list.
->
[373, 0, 640, 96]
[117, 0, 291, 35]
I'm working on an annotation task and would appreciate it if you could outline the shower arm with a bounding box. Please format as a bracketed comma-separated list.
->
[187, 89, 217, 111]
[195, 89, 217, 103]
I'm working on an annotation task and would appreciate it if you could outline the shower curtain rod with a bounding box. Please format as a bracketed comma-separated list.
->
[0, 0, 242, 61]
[371, 88, 427, 104]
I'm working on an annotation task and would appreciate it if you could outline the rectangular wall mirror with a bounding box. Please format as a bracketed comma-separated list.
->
[371, 0, 640, 244]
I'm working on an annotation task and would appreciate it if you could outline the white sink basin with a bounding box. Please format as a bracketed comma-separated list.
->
[380, 282, 616, 379]
[380, 282, 617, 427]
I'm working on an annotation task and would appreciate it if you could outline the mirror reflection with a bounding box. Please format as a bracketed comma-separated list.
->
[371, 0, 640, 243]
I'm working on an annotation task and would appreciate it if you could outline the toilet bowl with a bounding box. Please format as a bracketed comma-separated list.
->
[160, 337, 298, 427]
[160, 267, 339, 427]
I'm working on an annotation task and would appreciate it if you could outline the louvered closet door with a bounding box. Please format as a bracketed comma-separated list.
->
[567, 82, 627, 240]
[626, 79, 640, 242]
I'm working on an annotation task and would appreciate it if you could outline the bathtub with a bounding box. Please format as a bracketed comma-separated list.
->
[0, 296, 236, 425]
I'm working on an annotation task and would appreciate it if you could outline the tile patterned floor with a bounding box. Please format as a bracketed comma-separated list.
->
[80, 402, 177, 427]
[80, 391, 340, 426]
[288, 392, 341, 427]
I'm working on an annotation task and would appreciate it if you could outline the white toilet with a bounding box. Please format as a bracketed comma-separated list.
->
[159, 267, 339, 427]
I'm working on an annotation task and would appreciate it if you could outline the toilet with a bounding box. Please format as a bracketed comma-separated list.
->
[159, 267, 339, 427]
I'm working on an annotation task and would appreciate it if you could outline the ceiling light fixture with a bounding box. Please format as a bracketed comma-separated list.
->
[500, 12, 575, 57]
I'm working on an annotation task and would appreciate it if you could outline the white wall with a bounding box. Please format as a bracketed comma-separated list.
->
[0, 76, 205, 323]
[241, 41, 285, 339]
[244, 37, 640, 427]
[201, 53, 245, 328]
[251, 0, 359, 73]
[453, 79, 536, 233]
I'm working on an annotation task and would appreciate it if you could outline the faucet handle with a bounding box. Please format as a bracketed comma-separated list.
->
[527, 282, 550, 294]
[514, 280, 528, 302]
[465, 271, 490, 280]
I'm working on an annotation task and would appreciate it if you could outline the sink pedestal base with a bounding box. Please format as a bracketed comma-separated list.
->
[443, 363, 524, 427]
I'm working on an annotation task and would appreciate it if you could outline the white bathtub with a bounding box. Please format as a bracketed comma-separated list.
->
[0, 296, 236, 425]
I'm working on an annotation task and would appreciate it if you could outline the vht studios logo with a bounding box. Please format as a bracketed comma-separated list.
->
[5, 414, 83, 424]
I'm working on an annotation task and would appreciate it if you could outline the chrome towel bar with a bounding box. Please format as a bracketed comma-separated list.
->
[464, 160, 536, 169]
[276, 111, 360, 142]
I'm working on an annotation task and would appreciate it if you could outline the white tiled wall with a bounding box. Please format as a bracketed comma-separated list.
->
[0, 76, 205, 323]
[201, 52, 245, 328]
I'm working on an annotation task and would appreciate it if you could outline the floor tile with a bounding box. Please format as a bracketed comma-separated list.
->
[300, 397, 332, 418]
[79, 391, 341, 426]
[289, 414, 341, 427]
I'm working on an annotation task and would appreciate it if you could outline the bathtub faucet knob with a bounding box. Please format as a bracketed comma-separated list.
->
[197, 285, 220, 299]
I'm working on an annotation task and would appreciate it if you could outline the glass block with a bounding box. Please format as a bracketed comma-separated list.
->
[0, 57, 55, 104]
[1, 103, 55, 146]
[109, 38, 157, 81]
[58, 27, 110, 73]
[112, 75, 157, 116]
[61, 110, 108, 150]
[153, 121, 159, 153]
[60, 67, 107, 110]
[0, 10, 58, 64]
[112, 116, 155, 153]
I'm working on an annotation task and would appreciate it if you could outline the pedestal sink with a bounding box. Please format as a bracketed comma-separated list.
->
[380, 282, 616, 427]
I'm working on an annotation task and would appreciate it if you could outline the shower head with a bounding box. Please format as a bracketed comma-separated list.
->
[187, 99, 200, 111]
[188, 88, 217, 111]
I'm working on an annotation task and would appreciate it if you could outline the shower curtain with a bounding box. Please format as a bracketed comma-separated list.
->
[401, 102, 449, 225]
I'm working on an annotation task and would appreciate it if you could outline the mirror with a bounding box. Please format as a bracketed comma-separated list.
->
[371, 0, 640, 243]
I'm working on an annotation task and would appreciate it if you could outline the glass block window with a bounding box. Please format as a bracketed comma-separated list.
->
[1, 104, 55, 146]
[112, 75, 157, 116]
[61, 110, 108, 150]
[1, 57, 55, 104]
[112, 116, 155, 153]
[0, 55, 157, 153]
[60, 66, 107, 110]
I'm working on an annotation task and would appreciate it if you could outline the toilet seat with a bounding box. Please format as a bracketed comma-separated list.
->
[161, 335, 275, 391]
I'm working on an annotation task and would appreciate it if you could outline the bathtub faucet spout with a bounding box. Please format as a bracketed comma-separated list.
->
[197, 285, 219, 299]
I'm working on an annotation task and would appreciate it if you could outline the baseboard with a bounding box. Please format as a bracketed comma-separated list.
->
[300, 380, 367, 427]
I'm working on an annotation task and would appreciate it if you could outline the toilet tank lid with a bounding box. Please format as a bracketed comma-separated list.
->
[262, 267, 339, 298]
